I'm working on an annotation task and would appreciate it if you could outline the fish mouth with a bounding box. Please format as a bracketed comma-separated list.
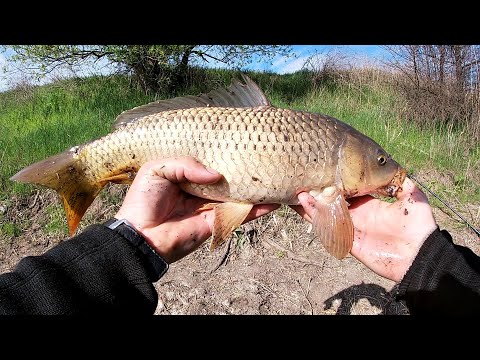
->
[375, 167, 407, 198]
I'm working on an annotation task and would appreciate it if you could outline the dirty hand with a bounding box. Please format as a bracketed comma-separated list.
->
[115, 157, 279, 264]
[292, 178, 437, 282]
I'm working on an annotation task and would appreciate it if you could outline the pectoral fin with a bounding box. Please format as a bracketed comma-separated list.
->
[210, 202, 254, 251]
[309, 188, 353, 259]
[99, 171, 136, 185]
[195, 202, 219, 213]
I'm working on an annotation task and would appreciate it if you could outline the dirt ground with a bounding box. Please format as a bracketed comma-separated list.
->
[1, 185, 479, 315]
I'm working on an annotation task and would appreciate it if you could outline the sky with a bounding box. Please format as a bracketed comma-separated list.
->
[264, 45, 389, 73]
[0, 45, 390, 92]
[0, 52, 7, 85]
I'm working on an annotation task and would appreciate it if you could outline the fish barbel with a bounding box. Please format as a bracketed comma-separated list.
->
[11, 75, 406, 259]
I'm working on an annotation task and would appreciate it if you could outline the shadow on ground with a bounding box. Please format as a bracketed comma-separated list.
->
[324, 282, 409, 315]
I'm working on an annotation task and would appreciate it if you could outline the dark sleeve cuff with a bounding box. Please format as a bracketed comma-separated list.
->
[397, 227, 480, 314]
[0, 224, 161, 314]
[103, 219, 168, 282]
[397, 227, 453, 298]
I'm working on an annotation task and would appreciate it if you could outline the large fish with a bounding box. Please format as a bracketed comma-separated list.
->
[11, 75, 405, 259]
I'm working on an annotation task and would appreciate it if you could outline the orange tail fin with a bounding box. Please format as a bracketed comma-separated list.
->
[11, 151, 104, 236]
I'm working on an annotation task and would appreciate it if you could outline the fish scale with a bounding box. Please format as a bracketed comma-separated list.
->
[11, 75, 405, 259]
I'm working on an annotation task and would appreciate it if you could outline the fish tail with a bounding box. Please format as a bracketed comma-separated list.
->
[10, 150, 103, 236]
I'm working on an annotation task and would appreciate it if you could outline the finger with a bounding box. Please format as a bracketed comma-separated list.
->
[168, 203, 280, 240]
[289, 205, 312, 223]
[168, 213, 214, 244]
[297, 192, 316, 220]
[186, 202, 280, 228]
[396, 177, 419, 200]
[348, 195, 381, 230]
[347, 194, 377, 210]
[151, 213, 216, 263]
[243, 204, 280, 223]
[141, 157, 222, 185]
[179, 196, 218, 218]
[351, 236, 361, 251]
[397, 176, 430, 204]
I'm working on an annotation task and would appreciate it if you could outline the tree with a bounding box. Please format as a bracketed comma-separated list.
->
[5, 45, 292, 92]
[384, 45, 480, 140]
[385, 45, 480, 93]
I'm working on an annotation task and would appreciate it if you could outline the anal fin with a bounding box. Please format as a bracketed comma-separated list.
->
[310, 188, 354, 259]
[210, 202, 254, 251]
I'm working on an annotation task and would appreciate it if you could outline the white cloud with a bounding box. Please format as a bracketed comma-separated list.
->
[272, 55, 310, 74]
[271, 56, 291, 69]
[0, 53, 8, 92]
[49, 56, 117, 79]
[0, 50, 119, 93]
[270, 46, 346, 74]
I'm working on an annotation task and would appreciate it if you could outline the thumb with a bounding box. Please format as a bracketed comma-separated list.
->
[396, 177, 429, 203]
[141, 157, 222, 185]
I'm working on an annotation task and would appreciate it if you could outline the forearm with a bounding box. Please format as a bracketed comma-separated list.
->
[397, 228, 480, 315]
[0, 224, 168, 315]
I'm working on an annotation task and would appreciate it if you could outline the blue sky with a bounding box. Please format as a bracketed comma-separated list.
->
[0, 45, 390, 91]
[256, 45, 389, 73]
[189, 45, 389, 73]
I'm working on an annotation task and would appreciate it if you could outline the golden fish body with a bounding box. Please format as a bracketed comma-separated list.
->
[81, 106, 344, 205]
[12, 75, 406, 259]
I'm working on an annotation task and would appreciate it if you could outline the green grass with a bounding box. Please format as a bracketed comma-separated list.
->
[1, 69, 478, 205]
[0, 221, 21, 238]
[0, 75, 157, 196]
[44, 202, 68, 235]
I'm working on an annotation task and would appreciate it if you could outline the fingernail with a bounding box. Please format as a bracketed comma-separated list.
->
[205, 167, 220, 175]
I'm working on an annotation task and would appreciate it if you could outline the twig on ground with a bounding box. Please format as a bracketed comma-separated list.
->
[262, 237, 324, 267]
[28, 190, 40, 209]
[249, 278, 297, 305]
[297, 278, 314, 315]
[209, 237, 233, 273]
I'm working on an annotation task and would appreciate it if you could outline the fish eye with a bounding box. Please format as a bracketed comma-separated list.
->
[377, 154, 387, 166]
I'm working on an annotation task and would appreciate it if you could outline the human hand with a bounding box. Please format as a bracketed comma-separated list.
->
[115, 157, 279, 264]
[291, 178, 437, 282]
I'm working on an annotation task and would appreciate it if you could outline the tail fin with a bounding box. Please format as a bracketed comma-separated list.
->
[11, 151, 104, 236]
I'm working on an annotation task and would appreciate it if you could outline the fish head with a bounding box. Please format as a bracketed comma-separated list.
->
[339, 133, 406, 198]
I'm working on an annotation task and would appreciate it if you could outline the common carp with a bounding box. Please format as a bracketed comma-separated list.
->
[11, 75, 405, 259]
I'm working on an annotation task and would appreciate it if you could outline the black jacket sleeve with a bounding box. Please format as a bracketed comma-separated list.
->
[397, 228, 480, 315]
[0, 224, 168, 315]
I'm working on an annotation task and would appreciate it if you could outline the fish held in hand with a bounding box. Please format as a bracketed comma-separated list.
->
[11, 75, 405, 259]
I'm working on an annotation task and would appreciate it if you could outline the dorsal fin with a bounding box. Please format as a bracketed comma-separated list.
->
[113, 74, 271, 128]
